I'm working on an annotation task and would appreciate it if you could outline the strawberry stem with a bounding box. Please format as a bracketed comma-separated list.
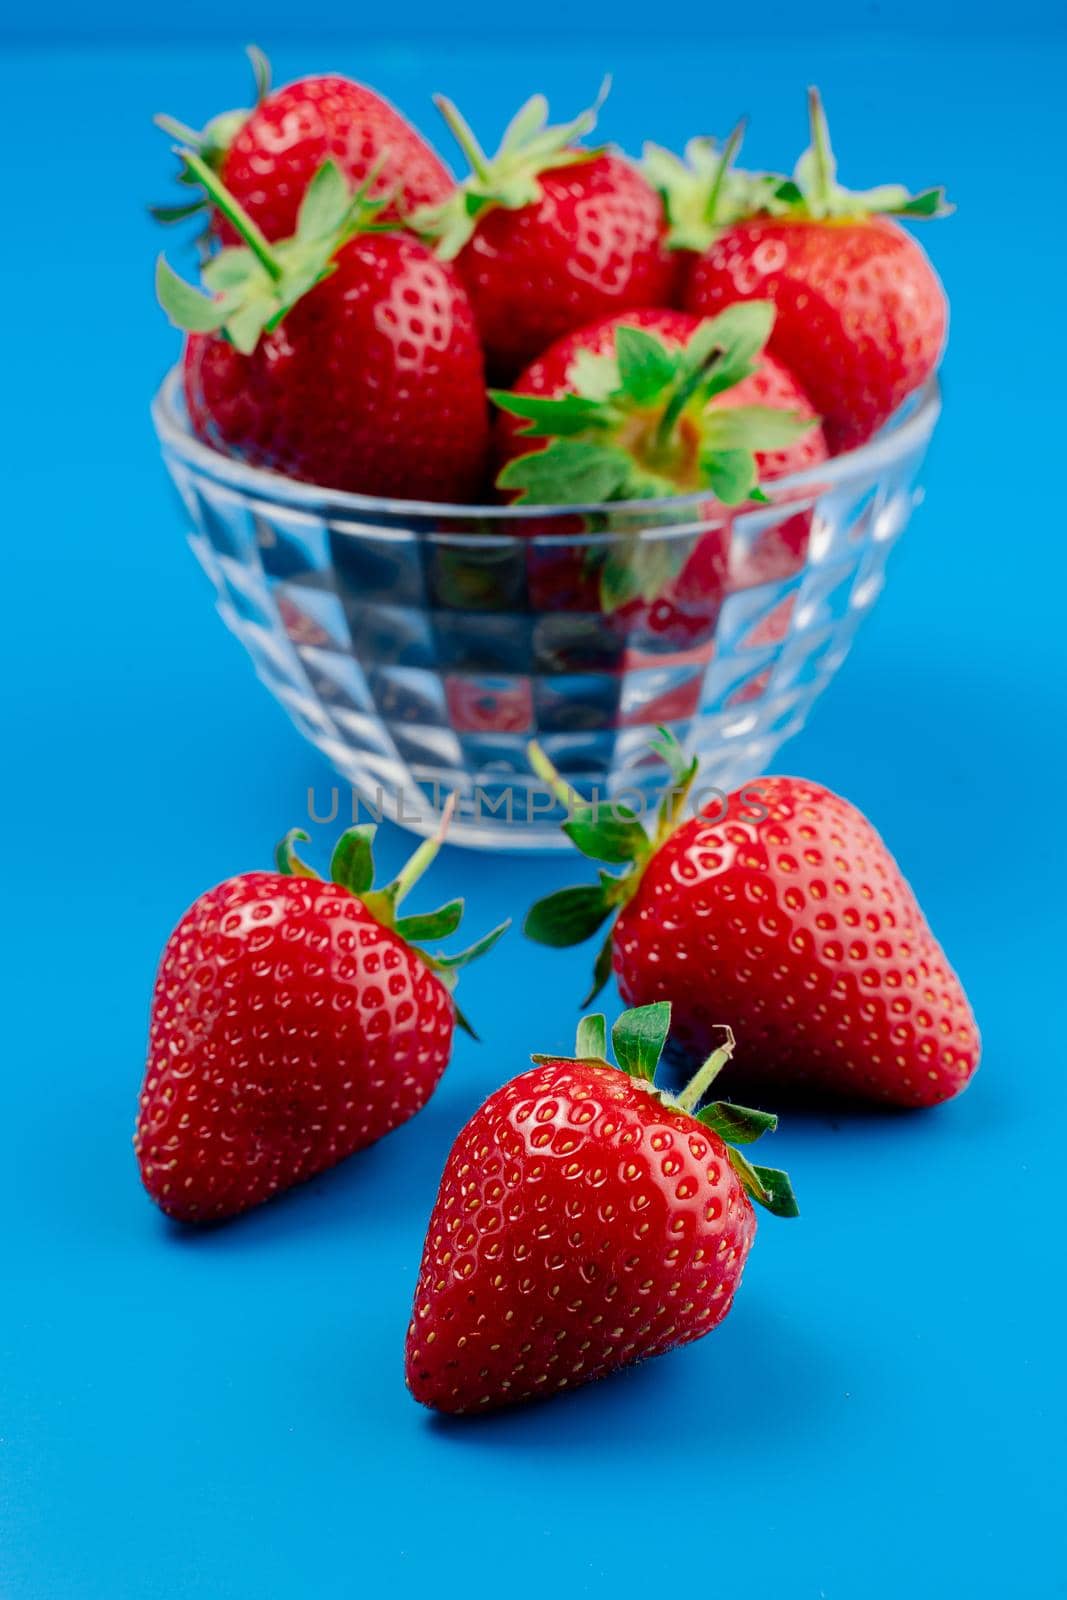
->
[806, 86, 835, 213]
[703, 117, 746, 226]
[385, 792, 458, 909]
[433, 95, 495, 186]
[246, 42, 271, 102]
[155, 112, 204, 146]
[654, 344, 722, 453]
[675, 1026, 736, 1112]
[528, 740, 580, 813]
[180, 148, 283, 281]
[654, 762, 700, 842]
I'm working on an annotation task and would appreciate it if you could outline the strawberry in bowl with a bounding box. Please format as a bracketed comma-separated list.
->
[490, 302, 827, 647]
[412, 86, 675, 380]
[154, 48, 452, 242]
[675, 90, 950, 451]
[157, 152, 489, 501]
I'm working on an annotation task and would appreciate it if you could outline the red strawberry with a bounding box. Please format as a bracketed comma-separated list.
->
[524, 733, 980, 1108]
[490, 304, 827, 642]
[681, 91, 950, 452]
[493, 306, 827, 499]
[135, 816, 509, 1223]
[158, 155, 488, 500]
[154, 49, 451, 244]
[406, 1001, 797, 1414]
[412, 89, 675, 380]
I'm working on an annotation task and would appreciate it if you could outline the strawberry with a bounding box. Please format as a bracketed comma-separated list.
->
[679, 91, 951, 452]
[157, 154, 488, 500]
[154, 49, 451, 243]
[490, 304, 827, 640]
[493, 305, 826, 505]
[411, 88, 675, 380]
[406, 1000, 797, 1414]
[135, 812, 509, 1223]
[524, 732, 980, 1108]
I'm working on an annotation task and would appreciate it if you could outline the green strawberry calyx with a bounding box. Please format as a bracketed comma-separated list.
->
[524, 727, 700, 1003]
[756, 87, 953, 223]
[491, 303, 815, 514]
[411, 81, 610, 260]
[641, 121, 783, 254]
[531, 1001, 798, 1216]
[156, 154, 394, 356]
[275, 798, 510, 1039]
[150, 44, 271, 227]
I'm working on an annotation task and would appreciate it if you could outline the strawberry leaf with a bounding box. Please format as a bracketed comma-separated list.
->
[413, 85, 607, 260]
[562, 804, 650, 866]
[489, 390, 610, 437]
[701, 404, 815, 452]
[726, 1145, 800, 1217]
[524, 883, 616, 947]
[453, 998, 480, 1041]
[296, 159, 353, 242]
[582, 930, 616, 1005]
[649, 725, 697, 788]
[275, 828, 320, 878]
[497, 439, 633, 506]
[156, 255, 229, 333]
[598, 535, 684, 611]
[693, 302, 777, 396]
[395, 899, 465, 942]
[889, 187, 951, 218]
[246, 43, 271, 103]
[329, 824, 377, 894]
[697, 1101, 779, 1144]
[752, 88, 952, 224]
[575, 1012, 608, 1059]
[700, 448, 760, 505]
[611, 1001, 671, 1082]
[431, 918, 511, 971]
[614, 325, 679, 404]
[150, 199, 207, 224]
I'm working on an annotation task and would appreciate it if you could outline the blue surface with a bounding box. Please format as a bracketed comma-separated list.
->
[3, 33, 1065, 1600]
[5, 0, 1065, 44]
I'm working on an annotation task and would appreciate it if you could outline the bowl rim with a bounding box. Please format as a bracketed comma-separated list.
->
[151, 365, 941, 524]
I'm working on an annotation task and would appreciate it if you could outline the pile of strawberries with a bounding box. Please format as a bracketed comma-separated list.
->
[156, 52, 950, 510]
[135, 734, 979, 1417]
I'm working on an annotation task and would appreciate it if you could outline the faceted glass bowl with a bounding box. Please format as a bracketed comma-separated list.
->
[152, 369, 940, 850]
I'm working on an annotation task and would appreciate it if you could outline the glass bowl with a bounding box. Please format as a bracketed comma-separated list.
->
[152, 368, 940, 850]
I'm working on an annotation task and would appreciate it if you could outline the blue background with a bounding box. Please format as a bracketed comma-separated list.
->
[2, 17, 1065, 1600]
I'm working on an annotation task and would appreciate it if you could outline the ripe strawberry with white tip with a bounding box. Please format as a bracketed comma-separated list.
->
[524, 731, 980, 1108]
[406, 1000, 796, 1414]
[135, 810, 509, 1223]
